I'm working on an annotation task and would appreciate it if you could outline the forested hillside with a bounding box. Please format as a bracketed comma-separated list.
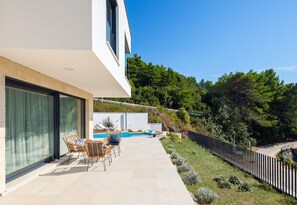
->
[113, 54, 297, 146]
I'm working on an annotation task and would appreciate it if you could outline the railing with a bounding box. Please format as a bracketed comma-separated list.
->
[94, 98, 179, 112]
[188, 131, 297, 199]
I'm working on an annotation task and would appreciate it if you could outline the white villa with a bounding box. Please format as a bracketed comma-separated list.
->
[0, 0, 131, 195]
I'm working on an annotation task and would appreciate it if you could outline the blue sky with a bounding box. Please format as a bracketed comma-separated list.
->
[125, 0, 297, 83]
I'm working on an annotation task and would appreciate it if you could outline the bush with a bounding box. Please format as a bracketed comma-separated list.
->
[177, 163, 191, 173]
[238, 183, 251, 192]
[175, 157, 185, 166]
[170, 152, 179, 160]
[170, 152, 179, 165]
[167, 132, 180, 142]
[182, 170, 201, 185]
[128, 129, 133, 132]
[228, 175, 241, 185]
[195, 187, 218, 205]
[177, 108, 190, 124]
[218, 180, 231, 189]
[213, 176, 225, 183]
[167, 148, 174, 154]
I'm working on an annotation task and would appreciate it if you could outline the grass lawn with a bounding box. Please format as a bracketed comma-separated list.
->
[161, 138, 297, 205]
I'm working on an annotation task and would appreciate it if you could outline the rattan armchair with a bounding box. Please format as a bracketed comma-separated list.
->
[84, 139, 113, 171]
[63, 134, 85, 164]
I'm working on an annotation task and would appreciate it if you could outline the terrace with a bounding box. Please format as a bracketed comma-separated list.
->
[0, 137, 194, 205]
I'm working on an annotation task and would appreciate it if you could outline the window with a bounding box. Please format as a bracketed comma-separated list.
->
[6, 86, 54, 176]
[59, 95, 85, 155]
[106, 0, 117, 55]
[5, 79, 86, 179]
[124, 35, 130, 77]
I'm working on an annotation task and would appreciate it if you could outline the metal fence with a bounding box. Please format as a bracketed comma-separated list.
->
[188, 131, 297, 198]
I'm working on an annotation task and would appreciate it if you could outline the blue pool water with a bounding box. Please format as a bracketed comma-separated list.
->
[93, 132, 153, 139]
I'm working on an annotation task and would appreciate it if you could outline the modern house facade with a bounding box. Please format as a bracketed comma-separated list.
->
[0, 0, 131, 194]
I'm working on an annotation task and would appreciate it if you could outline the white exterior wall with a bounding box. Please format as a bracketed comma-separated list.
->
[92, 0, 131, 94]
[93, 113, 155, 132]
[0, 0, 92, 50]
[126, 113, 148, 131]
[0, 0, 131, 98]
[93, 113, 125, 131]
[149, 123, 163, 132]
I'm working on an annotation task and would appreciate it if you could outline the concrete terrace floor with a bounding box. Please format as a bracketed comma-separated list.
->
[0, 137, 195, 205]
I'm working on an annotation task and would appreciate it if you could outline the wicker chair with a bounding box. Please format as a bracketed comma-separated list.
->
[103, 137, 117, 158]
[63, 135, 85, 164]
[84, 139, 113, 171]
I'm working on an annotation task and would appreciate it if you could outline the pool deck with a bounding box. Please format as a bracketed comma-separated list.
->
[0, 137, 195, 205]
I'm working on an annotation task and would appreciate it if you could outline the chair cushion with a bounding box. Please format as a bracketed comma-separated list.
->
[76, 138, 85, 146]
[109, 133, 121, 144]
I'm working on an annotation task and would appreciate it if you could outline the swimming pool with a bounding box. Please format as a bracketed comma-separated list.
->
[93, 132, 153, 139]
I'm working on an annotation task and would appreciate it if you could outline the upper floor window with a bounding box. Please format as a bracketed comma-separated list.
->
[106, 0, 117, 56]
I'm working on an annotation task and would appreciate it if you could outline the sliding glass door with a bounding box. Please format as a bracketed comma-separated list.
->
[5, 80, 86, 178]
[5, 86, 54, 176]
[59, 95, 85, 155]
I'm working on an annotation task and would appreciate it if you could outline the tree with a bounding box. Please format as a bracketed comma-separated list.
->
[111, 54, 297, 146]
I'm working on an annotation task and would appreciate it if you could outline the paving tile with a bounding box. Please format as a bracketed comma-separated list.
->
[0, 137, 195, 205]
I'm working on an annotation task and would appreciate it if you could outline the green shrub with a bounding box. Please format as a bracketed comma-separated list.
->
[238, 183, 251, 192]
[167, 148, 174, 154]
[149, 114, 161, 123]
[218, 180, 231, 189]
[175, 157, 185, 166]
[177, 108, 190, 124]
[195, 187, 218, 205]
[276, 149, 295, 167]
[170, 152, 179, 160]
[128, 129, 133, 132]
[167, 132, 180, 142]
[177, 163, 191, 173]
[228, 175, 241, 185]
[170, 152, 179, 165]
[213, 176, 225, 182]
[182, 170, 201, 185]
